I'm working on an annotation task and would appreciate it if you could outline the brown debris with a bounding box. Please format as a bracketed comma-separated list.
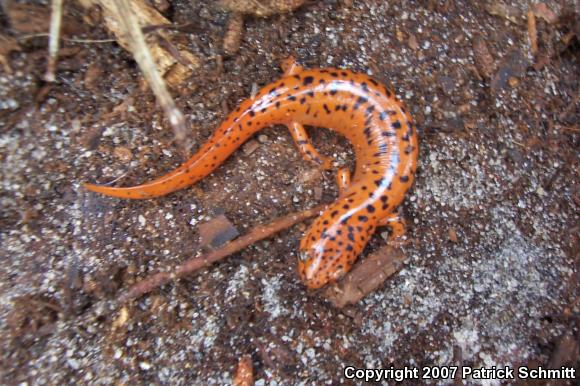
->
[408, 34, 419, 50]
[198, 214, 240, 250]
[218, 0, 306, 17]
[527, 10, 538, 55]
[472, 35, 495, 79]
[224, 13, 245, 56]
[322, 246, 407, 308]
[448, 228, 458, 243]
[242, 139, 261, 155]
[484, 0, 522, 24]
[113, 146, 133, 163]
[76, 0, 200, 87]
[6, 3, 51, 34]
[118, 204, 326, 302]
[490, 50, 530, 91]
[233, 355, 253, 386]
[0, 34, 20, 73]
[547, 334, 579, 369]
[531, 3, 558, 24]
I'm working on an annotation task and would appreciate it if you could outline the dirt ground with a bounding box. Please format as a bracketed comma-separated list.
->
[1, 0, 578, 384]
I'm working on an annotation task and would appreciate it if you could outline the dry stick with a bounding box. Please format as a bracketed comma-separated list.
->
[45, 0, 64, 82]
[112, 0, 188, 150]
[118, 204, 327, 303]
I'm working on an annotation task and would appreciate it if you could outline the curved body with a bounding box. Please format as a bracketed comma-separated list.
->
[85, 65, 418, 289]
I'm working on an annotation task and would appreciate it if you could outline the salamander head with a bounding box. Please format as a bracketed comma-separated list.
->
[297, 216, 362, 289]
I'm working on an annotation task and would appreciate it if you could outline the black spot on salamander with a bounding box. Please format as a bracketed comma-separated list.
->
[306, 90, 315, 98]
[297, 140, 308, 145]
[268, 86, 277, 94]
[330, 210, 339, 217]
[374, 178, 384, 187]
[357, 215, 369, 222]
[306, 106, 311, 115]
[300, 97, 306, 104]
[366, 205, 376, 213]
[340, 216, 351, 225]
[361, 185, 368, 190]
[400, 175, 410, 183]
[379, 111, 388, 120]
[385, 87, 392, 97]
[329, 237, 336, 241]
[342, 204, 350, 209]
[335, 105, 342, 111]
[249, 110, 255, 117]
[346, 244, 354, 251]
[353, 96, 368, 110]
[336, 229, 342, 235]
[392, 120, 402, 129]
[303, 76, 314, 85]
[361, 82, 369, 92]
[287, 95, 297, 101]
[405, 145, 414, 154]
[341, 105, 348, 111]
[347, 233, 355, 242]
[319, 79, 326, 84]
[382, 131, 395, 137]
[330, 89, 338, 96]
[322, 219, 329, 225]
[401, 106, 406, 113]
[365, 105, 375, 116]
[233, 117, 239, 123]
[323, 104, 331, 114]
[330, 72, 339, 77]
[293, 74, 301, 80]
[380, 195, 388, 203]
[378, 143, 388, 153]
[363, 127, 371, 138]
[313, 111, 318, 118]
[236, 107, 241, 112]
[275, 101, 281, 108]
[369, 78, 379, 86]
[341, 71, 348, 76]
[261, 107, 267, 113]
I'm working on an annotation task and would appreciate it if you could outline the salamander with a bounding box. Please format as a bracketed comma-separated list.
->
[85, 58, 419, 289]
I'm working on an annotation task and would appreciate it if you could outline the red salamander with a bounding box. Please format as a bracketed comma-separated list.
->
[85, 58, 419, 289]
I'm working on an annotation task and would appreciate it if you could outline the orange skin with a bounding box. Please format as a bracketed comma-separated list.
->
[85, 59, 419, 289]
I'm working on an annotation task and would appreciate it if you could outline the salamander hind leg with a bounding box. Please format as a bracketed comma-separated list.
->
[378, 213, 407, 246]
[287, 122, 333, 169]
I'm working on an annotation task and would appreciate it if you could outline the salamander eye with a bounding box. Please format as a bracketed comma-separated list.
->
[298, 250, 310, 262]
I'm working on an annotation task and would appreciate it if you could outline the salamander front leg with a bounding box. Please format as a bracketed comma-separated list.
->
[336, 168, 351, 197]
[287, 122, 333, 169]
[378, 213, 407, 246]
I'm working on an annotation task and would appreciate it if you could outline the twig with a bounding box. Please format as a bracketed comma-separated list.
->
[117, 204, 327, 302]
[45, 0, 64, 82]
[18, 33, 117, 44]
[112, 0, 188, 151]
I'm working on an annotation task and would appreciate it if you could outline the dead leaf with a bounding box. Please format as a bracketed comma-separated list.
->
[224, 13, 244, 55]
[323, 246, 406, 308]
